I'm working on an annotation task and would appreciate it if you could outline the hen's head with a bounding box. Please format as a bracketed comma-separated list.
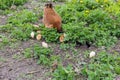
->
[45, 3, 53, 8]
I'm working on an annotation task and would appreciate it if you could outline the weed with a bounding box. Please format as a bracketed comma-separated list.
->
[10, 23, 33, 41]
[0, 24, 14, 33]
[60, 43, 70, 50]
[33, 44, 53, 65]
[18, 73, 33, 80]
[8, 10, 38, 26]
[0, 35, 9, 48]
[0, 0, 27, 10]
[1, 9, 39, 41]
[9, 41, 19, 48]
[60, 43, 75, 51]
[81, 51, 120, 80]
[23, 48, 33, 58]
[12, 54, 23, 59]
[52, 64, 75, 80]
[0, 56, 7, 62]
[40, 26, 61, 43]
[55, 0, 120, 47]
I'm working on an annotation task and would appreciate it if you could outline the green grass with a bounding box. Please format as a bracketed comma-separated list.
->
[0, 35, 9, 49]
[55, 0, 120, 47]
[0, 0, 27, 10]
[52, 64, 75, 80]
[0, 56, 7, 62]
[0, 9, 39, 41]
[12, 54, 23, 59]
[81, 51, 120, 80]
[8, 10, 38, 25]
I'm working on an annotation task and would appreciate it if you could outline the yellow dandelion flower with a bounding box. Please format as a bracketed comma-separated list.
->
[80, 0, 83, 3]
[85, 10, 89, 13]
[96, 0, 99, 2]
[104, 0, 108, 3]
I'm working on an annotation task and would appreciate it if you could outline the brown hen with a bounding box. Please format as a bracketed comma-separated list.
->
[42, 3, 62, 33]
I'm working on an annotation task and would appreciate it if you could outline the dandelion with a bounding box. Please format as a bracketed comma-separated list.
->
[80, 0, 83, 3]
[85, 10, 89, 13]
[96, 0, 99, 2]
[104, 0, 108, 3]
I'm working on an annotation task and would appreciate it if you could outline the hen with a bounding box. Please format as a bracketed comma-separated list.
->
[42, 3, 62, 32]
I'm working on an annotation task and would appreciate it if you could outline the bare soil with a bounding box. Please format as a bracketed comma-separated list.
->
[0, 40, 50, 80]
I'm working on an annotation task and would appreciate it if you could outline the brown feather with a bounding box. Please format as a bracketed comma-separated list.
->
[43, 3, 62, 32]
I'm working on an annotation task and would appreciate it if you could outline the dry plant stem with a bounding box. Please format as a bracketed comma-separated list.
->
[26, 70, 41, 74]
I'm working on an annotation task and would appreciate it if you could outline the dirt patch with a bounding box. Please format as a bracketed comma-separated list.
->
[0, 15, 7, 25]
[0, 40, 51, 80]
